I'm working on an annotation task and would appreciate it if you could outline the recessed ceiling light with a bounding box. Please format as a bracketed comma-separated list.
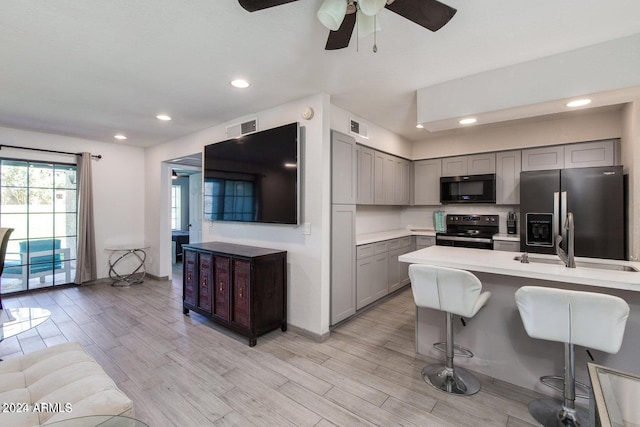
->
[231, 79, 250, 89]
[566, 98, 592, 107]
[416, 124, 424, 129]
[459, 117, 477, 125]
[114, 134, 127, 140]
[156, 114, 172, 121]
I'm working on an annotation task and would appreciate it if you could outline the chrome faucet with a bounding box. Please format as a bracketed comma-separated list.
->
[556, 212, 576, 268]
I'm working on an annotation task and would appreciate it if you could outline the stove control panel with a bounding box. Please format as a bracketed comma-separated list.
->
[446, 214, 499, 226]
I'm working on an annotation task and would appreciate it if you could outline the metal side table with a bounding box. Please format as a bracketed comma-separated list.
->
[105, 246, 149, 287]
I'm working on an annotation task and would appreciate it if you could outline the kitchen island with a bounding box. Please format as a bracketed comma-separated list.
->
[399, 246, 640, 396]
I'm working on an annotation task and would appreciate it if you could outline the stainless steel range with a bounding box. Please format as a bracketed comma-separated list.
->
[436, 214, 499, 250]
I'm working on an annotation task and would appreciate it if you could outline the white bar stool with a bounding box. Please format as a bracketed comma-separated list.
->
[515, 286, 629, 427]
[408, 264, 491, 395]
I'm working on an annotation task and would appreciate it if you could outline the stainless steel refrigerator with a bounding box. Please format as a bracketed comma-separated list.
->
[520, 166, 625, 260]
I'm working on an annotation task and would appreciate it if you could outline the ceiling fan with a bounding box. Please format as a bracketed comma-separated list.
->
[238, 0, 457, 50]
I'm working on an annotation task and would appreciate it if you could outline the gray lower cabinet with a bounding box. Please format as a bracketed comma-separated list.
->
[416, 235, 436, 250]
[356, 242, 388, 310]
[356, 236, 415, 311]
[388, 236, 414, 293]
[331, 204, 356, 325]
[493, 240, 520, 252]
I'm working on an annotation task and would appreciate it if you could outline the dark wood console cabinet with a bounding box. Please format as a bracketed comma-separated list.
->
[182, 242, 287, 346]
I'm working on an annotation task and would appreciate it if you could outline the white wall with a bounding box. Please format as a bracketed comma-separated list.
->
[331, 105, 412, 159]
[412, 107, 622, 159]
[0, 126, 146, 279]
[144, 94, 332, 337]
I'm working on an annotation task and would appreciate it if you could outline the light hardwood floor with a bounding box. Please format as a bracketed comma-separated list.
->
[0, 270, 544, 426]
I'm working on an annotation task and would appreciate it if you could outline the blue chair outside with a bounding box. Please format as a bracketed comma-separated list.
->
[3, 238, 72, 285]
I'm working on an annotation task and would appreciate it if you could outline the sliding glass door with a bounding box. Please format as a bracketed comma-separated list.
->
[0, 159, 77, 294]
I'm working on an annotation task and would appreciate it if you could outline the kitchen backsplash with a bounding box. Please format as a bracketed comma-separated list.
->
[356, 205, 520, 236]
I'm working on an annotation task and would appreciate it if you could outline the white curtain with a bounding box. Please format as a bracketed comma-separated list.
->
[75, 152, 97, 284]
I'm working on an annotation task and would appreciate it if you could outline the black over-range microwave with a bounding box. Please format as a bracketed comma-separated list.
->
[440, 174, 496, 204]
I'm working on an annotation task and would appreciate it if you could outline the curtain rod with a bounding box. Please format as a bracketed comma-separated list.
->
[0, 144, 102, 159]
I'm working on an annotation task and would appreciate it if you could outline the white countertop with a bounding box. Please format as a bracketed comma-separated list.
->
[356, 229, 518, 245]
[492, 233, 520, 242]
[398, 245, 640, 292]
[356, 229, 436, 245]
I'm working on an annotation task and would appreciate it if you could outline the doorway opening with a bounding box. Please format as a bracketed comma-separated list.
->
[166, 153, 202, 281]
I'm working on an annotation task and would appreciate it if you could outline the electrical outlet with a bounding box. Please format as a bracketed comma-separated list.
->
[303, 222, 311, 235]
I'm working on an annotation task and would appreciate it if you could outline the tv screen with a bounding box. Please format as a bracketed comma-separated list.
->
[203, 122, 299, 225]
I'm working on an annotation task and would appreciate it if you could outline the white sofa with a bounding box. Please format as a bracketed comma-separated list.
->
[0, 342, 134, 426]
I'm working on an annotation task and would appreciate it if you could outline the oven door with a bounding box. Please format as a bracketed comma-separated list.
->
[440, 174, 496, 204]
[436, 234, 494, 250]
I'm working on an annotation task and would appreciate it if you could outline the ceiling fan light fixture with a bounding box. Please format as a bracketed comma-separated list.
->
[317, 0, 347, 31]
[357, 9, 381, 38]
[358, 0, 386, 16]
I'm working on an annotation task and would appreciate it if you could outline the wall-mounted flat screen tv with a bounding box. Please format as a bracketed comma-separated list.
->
[203, 122, 300, 225]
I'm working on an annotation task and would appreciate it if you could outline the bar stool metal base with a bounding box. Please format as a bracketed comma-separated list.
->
[421, 364, 481, 395]
[528, 398, 590, 427]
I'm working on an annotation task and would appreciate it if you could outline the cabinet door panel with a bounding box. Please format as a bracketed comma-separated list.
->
[442, 156, 467, 177]
[183, 250, 197, 307]
[356, 256, 375, 310]
[198, 252, 213, 313]
[564, 140, 615, 169]
[496, 150, 521, 204]
[522, 146, 564, 171]
[357, 146, 374, 205]
[374, 151, 385, 204]
[414, 159, 441, 205]
[232, 260, 251, 328]
[332, 131, 357, 204]
[214, 256, 231, 321]
[468, 153, 496, 174]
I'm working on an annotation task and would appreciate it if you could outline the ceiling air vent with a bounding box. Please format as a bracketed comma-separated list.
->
[226, 118, 258, 138]
[349, 118, 368, 139]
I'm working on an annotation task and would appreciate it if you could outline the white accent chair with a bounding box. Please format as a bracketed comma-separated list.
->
[515, 286, 630, 427]
[408, 264, 491, 395]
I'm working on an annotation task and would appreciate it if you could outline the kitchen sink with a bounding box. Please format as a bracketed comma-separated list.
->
[513, 255, 639, 272]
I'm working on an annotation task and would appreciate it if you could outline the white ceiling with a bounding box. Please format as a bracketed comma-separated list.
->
[2, 1, 640, 147]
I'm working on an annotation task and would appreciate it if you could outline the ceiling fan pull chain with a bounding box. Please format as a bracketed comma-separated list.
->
[373, 14, 378, 53]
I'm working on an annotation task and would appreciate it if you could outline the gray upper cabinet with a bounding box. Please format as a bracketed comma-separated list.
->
[357, 145, 374, 204]
[373, 150, 386, 204]
[331, 131, 357, 204]
[394, 157, 411, 205]
[468, 153, 496, 175]
[521, 145, 565, 171]
[496, 150, 521, 205]
[442, 153, 495, 176]
[383, 154, 395, 205]
[522, 140, 619, 171]
[414, 159, 442, 205]
[564, 140, 619, 169]
[442, 156, 467, 177]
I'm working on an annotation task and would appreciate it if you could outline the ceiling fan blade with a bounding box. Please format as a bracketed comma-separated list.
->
[325, 12, 356, 50]
[238, 0, 299, 12]
[385, 0, 456, 32]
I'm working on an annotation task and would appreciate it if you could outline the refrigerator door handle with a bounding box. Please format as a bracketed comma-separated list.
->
[561, 191, 568, 247]
[553, 192, 560, 240]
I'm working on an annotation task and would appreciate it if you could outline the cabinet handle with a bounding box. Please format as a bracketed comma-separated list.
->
[187, 273, 192, 281]
[219, 282, 224, 292]
[239, 289, 243, 299]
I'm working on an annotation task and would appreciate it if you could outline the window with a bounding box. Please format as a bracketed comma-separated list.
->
[171, 184, 181, 230]
[0, 159, 77, 294]
[204, 178, 256, 221]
